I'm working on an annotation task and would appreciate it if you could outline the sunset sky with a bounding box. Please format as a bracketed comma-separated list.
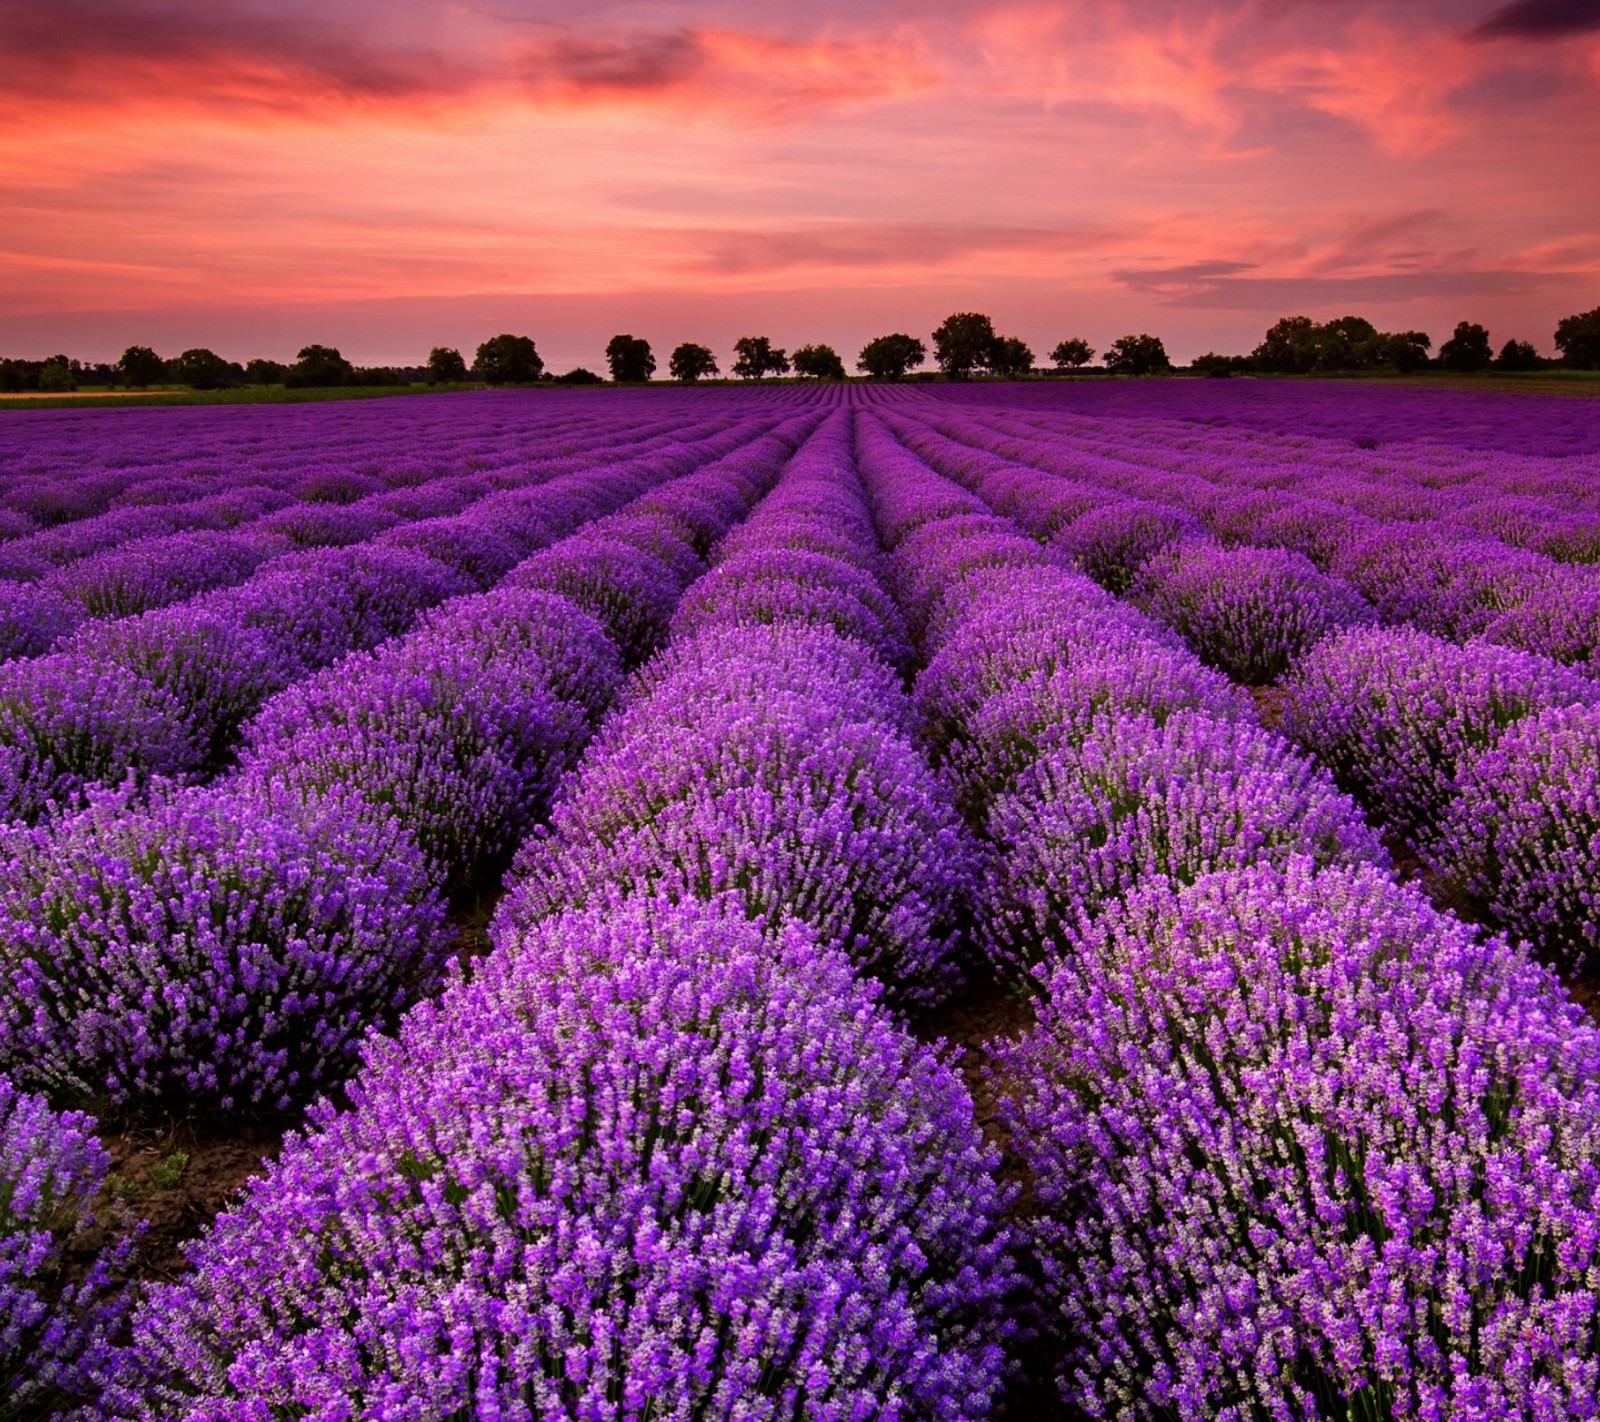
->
[3, 0, 1598, 369]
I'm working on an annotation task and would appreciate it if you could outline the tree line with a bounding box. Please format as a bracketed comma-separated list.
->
[4, 305, 1597, 393]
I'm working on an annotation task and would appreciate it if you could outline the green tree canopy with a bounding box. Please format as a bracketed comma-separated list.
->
[171, 347, 236, 390]
[1496, 338, 1542, 371]
[1555, 307, 1600, 369]
[244, 358, 287, 385]
[426, 347, 469, 384]
[988, 335, 1035, 378]
[932, 312, 997, 379]
[668, 343, 719, 382]
[732, 336, 789, 380]
[472, 334, 543, 386]
[1049, 337, 1095, 370]
[1104, 333, 1173, 376]
[791, 344, 846, 380]
[604, 334, 656, 383]
[286, 344, 354, 389]
[1438, 321, 1493, 373]
[117, 345, 165, 387]
[856, 333, 927, 380]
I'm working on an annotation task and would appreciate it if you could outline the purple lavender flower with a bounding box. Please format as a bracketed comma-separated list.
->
[0, 1074, 137, 1411]
[982, 712, 1389, 981]
[110, 898, 1016, 1419]
[1131, 538, 1378, 683]
[670, 546, 912, 669]
[0, 781, 447, 1115]
[998, 859, 1600, 1419]
[0, 581, 80, 661]
[1051, 498, 1196, 594]
[503, 664, 972, 1007]
[1279, 625, 1600, 840]
[1436, 701, 1600, 967]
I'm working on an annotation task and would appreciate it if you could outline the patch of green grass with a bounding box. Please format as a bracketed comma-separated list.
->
[148, 1151, 189, 1189]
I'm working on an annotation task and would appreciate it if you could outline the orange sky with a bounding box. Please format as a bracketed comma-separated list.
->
[2, 0, 1598, 366]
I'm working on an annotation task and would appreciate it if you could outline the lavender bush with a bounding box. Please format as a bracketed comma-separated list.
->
[1131, 538, 1378, 683]
[109, 898, 1016, 1419]
[1436, 702, 1600, 967]
[0, 1075, 136, 1413]
[999, 859, 1600, 1419]
[0, 781, 447, 1116]
[1280, 625, 1600, 840]
[504, 667, 971, 1007]
[982, 711, 1388, 980]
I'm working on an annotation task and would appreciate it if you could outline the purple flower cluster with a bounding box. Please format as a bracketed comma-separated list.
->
[1, 1073, 136, 1412]
[1051, 498, 1197, 594]
[999, 859, 1600, 1418]
[1435, 702, 1600, 967]
[505, 430, 971, 1006]
[0, 780, 448, 1115]
[1131, 537, 1378, 683]
[982, 711, 1388, 980]
[109, 898, 1016, 1420]
[238, 596, 613, 893]
[1280, 624, 1600, 839]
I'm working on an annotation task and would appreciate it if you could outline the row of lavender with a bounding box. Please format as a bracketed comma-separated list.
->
[0, 402, 821, 1411]
[86, 413, 1019, 1417]
[0, 396, 760, 647]
[890, 398, 1600, 971]
[852, 411, 1600, 1418]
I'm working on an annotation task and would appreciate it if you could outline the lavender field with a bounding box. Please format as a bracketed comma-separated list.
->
[5, 381, 1600, 1419]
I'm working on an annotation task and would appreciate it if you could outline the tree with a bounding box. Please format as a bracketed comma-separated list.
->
[1252, 315, 1319, 373]
[171, 347, 234, 390]
[286, 344, 355, 388]
[38, 359, 76, 392]
[668, 343, 719, 383]
[932, 312, 997, 379]
[791, 344, 846, 380]
[732, 336, 789, 380]
[1104, 333, 1173, 376]
[1049, 337, 1095, 370]
[1317, 316, 1381, 371]
[1555, 306, 1600, 369]
[604, 334, 656, 383]
[1496, 338, 1542, 371]
[426, 347, 469, 384]
[1190, 352, 1241, 377]
[553, 367, 604, 385]
[117, 345, 164, 387]
[1437, 321, 1493, 373]
[856, 334, 926, 380]
[245, 358, 287, 385]
[1362, 329, 1433, 373]
[987, 335, 1034, 379]
[473, 333, 543, 386]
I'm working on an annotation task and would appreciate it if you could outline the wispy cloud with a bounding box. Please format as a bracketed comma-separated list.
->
[1473, 0, 1600, 39]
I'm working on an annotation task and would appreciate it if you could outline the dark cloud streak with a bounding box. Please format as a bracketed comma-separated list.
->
[1472, 0, 1600, 39]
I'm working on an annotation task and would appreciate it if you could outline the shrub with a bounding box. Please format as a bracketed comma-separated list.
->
[110, 899, 1015, 1419]
[998, 860, 1600, 1419]
[507, 535, 683, 665]
[240, 631, 591, 891]
[669, 547, 911, 669]
[1131, 539, 1378, 683]
[1279, 625, 1600, 840]
[982, 712, 1388, 981]
[0, 1075, 136, 1411]
[1436, 702, 1600, 967]
[1051, 499, 1195, 594]
[0, 582, 79, 661]
[0, 782, 446, 1115]
[504, 676, 971, 1008]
